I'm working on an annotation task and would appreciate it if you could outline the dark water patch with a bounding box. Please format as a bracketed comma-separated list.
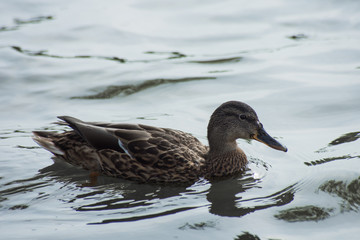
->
[190, 56, 243, 64]
[72, 77, 215, 99]
[287, 33, 308, 40]
[0, 26, 19, 32]
[314, 131, 360, 154]
[0, 129, 27, 139]
[71, 180, 192, 212]
[13, 130, 26, 133]
[136, 113, 171, 121]
[74, 190, 106, 200]
[179, 221, 216, 230]
[1, 180, 50, 197]
[0, 196, 7, 204]
[274, 205, 332, 222]
[9, 204, 29, 210]
[76, 196, 153, 211]
[3, 174, 47, 187]
[234, 232, 261, 240]
[11, 46, 126, 63]
[88, 206, 198, 224]
[0, 177, 51, 210]
[10, 46, 189, 64]
[136, 116, 159, 120]
[14, 16, 54, 25]
[15, 145, 40, 149]
[329, 131, 360, 146]
[319, 177, 360, 212]
[208, 70, 231, 74]
[12, 46, 66, 58]
[144, 51, 187, 59]
[304, 154, 360, 166]
[102, 56, 126, 63]
[275, 177, 360, 223]
[0, 16, 53, 33]
[11, 45, 243, 66]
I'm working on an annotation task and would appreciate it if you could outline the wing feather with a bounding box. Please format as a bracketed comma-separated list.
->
[57, 116, 207, 181]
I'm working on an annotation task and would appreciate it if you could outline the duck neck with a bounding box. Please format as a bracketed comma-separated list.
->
[208, 133, 237, 154]
[207, 116, 239, 155]
[206, 133, 247, 178]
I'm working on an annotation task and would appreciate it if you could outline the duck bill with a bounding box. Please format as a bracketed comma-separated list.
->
[253, 127, 287, 152]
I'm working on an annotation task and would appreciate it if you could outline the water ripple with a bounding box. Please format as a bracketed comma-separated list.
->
[305, 154, 360, 167]
[89, 206, 199, 224]
[306, 131, 360, 166]
[0, 160, 297, 224]
[328, 131, 360, 146]
[71, 77, 216, 99]
[189, 56, 243, 64]
[319, 177, 360, 213]
[11, 46, 126, 63]
[0, 15, 53, 33]
[275, 175, 360, 222]
[275, 205, 333, 222]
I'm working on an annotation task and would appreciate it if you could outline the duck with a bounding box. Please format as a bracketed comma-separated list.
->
[32, 101, 287, 183]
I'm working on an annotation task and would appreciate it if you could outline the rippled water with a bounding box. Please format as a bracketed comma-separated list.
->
[1, 0, 360, 239]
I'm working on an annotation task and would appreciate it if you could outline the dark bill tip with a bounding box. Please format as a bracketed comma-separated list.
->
[253, 127, 287, 152]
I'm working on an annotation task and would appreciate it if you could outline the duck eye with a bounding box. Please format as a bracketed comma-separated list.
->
[239, 114, 247, 120]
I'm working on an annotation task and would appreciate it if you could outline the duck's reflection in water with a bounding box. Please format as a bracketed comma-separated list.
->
[207, 171, 296, 217]
[34, 160, 297, 224]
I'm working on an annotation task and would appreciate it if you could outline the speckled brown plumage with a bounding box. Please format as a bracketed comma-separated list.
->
[33, 101, 287, 183]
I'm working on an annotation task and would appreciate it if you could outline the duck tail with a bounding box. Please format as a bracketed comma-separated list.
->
[32, 131, 64, 155]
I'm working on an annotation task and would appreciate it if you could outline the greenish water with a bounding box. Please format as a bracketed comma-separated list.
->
[1, 0, 360, 239]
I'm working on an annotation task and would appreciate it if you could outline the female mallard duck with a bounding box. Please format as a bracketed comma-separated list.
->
[33, 101, 287, 183]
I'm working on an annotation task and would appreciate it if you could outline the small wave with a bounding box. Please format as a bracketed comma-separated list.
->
[71, 77, 215, 99]
[189, 56, 243, 64]
[0, 15, 53, 33]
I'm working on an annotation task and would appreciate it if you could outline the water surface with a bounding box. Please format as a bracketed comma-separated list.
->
[1, 0, 360, 239]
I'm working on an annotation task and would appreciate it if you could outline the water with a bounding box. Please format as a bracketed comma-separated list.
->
[1, 0, 360, 239]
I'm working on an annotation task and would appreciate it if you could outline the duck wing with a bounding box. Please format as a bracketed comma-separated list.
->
[58, 116, 151, 153]
[58, 116, 207, 177]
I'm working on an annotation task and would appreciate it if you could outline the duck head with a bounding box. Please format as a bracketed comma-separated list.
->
[207, 101, 287, 154]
